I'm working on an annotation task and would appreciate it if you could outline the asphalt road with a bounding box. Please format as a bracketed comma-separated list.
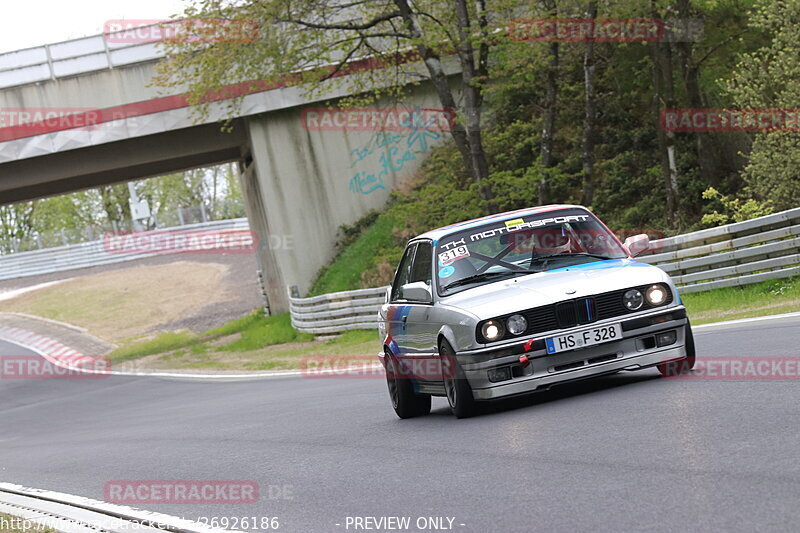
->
[2, 316, 800, 533]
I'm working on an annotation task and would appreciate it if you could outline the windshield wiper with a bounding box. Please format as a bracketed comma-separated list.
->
[530, 252, 615, 264]
[442, 269, 540, 292]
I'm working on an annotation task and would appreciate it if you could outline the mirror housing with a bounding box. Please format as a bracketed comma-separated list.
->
[624, 234, 650, 257]
[400, 282, 432, 304]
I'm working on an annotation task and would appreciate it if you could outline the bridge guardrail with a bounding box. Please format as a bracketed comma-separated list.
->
[0, 218, 250, 282]
[0, 28, 163, 90]
[289, 207, 800, 334]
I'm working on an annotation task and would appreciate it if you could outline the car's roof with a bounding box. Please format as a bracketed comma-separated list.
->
[415, 204, 590, 243]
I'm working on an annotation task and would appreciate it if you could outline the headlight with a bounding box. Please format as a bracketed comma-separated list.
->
[481, 320, 504, 342]
[623, 289, 644, 311]
[506, 314, 528, 335]
[645, 284, 668, 306]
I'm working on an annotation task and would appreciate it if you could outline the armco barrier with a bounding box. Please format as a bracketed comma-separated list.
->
[0, 218, 249, 282]
[637, 207, 800, 293]
[290, 207, 800, 333]
[289, 286, 389, 334]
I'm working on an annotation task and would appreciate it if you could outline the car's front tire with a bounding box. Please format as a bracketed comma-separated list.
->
[385, 352, 431, 419]
[440, 340, 477, 419]
[657, 321, 697, 376]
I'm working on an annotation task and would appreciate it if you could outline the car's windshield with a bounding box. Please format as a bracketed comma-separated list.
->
[436, 208, 627, 295]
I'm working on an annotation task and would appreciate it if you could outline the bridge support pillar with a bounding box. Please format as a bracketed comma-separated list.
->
[242, 88, 448, 312]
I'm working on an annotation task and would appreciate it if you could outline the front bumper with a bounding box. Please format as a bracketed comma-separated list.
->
[464, 308, 689, 400]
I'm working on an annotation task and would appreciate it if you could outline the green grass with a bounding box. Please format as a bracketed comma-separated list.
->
[205, 312, 265, 336]
[108, 312, 313, 364]
[219, 313, 313, 351]
[682, 276, 800, 324]
[121, 325, 379, 372]
[308, 212, 400, 295]
[109, 331, 199, 363]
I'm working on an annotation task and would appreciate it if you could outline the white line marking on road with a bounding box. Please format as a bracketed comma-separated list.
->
[694, 311, 800, 330]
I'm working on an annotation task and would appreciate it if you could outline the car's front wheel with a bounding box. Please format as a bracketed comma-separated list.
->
[440, 340, 477, 419]
[385, 352, 431, 419]
[657, 321, 697, 376]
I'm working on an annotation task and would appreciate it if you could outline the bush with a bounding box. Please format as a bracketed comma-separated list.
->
[700, 187, 774, 226]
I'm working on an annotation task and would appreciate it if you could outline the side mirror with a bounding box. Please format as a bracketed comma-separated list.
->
[385, 286, 392, 304]
[623, 234, 650, 257]
[400, 282, 432, 304]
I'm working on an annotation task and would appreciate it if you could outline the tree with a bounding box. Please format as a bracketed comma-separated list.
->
[152, 0, 541, 214]
[580, 0, 598, 206]
[650, 0, 680, 228]
[538, 0, 560, 205]
[98, 184, 132, 227]
[726, 0, 800, 210]
[0, 202, 35, 254]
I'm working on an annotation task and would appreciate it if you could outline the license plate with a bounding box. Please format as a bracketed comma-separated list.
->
[546, 323, 622, 354]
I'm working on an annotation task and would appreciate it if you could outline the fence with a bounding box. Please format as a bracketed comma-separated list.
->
[638, 207, 800, 292]
[0, 218, 249, 282]
[289, 207, 800, 334]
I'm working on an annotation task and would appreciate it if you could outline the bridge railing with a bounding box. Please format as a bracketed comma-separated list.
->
[0, 26, 164, 90]
[0, 218, 250, 282]
[289, 207, 800, 334]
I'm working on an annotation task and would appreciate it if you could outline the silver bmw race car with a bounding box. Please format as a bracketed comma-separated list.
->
[378, 204, 696, 418]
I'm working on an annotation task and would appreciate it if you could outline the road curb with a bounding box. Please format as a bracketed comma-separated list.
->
[0, 325, 97, 367]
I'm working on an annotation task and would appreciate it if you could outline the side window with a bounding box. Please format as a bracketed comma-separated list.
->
[390, 243, 417, 302]
[410, 241, 432, 285]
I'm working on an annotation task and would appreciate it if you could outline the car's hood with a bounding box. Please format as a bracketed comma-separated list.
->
[439, 259, 670, 320]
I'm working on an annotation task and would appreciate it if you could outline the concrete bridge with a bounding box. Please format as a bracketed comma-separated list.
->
[0, 28, 457, 311]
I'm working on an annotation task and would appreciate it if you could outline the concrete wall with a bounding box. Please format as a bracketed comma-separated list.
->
[245, 83, 451, 311]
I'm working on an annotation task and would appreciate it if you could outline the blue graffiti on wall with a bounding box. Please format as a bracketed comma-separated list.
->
[348, 107, 444, 195]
